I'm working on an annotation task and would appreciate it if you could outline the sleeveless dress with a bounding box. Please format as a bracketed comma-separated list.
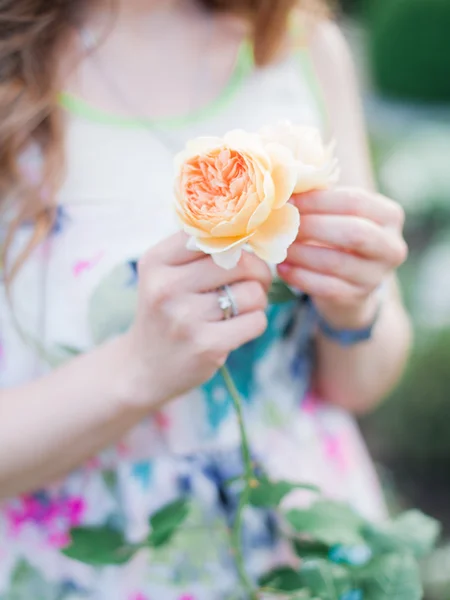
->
[0, 39, 386, 600]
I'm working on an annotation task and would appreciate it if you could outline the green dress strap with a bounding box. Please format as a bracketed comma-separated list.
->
[59, 39, 254, 130]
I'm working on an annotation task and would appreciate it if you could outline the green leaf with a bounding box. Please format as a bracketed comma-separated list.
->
[63, 526, 136, 566]
[249, 477, 320, 508]
[285, 501, 365, 547]
[268, 279, 298, 304]
[362, 510, 440, 559]
[259, 566, 305, 592]
[223, 475, 243, 487]
[298, 559, 353, 600]
[260, 561, 354, 600]
[294, 539, 331, 560]
[147, 498, 190, 548]
[359, 553, 423, 600]
[260, 589, 313, 599]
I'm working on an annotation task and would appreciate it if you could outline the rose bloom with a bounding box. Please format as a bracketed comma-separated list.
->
[260, 121, 340, 194]
[174, 130, 300, 269]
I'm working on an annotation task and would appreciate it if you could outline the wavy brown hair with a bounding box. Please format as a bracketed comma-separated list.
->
[0, 0, 326, 280]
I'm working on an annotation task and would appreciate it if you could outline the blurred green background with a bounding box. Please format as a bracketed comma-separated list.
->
[337, 0, 450, 597]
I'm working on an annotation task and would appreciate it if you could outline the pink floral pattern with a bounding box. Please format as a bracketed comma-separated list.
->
[5, 494, 86, 549]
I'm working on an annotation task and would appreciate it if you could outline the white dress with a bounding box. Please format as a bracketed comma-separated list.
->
[0, 38, 385, 600]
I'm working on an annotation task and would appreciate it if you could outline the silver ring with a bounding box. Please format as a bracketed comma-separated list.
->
[218, 285, 239, 320]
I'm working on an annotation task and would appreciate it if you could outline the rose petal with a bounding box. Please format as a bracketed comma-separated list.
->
[260, 122, 340, 195]
[177, 217, 213, 239]
[174, 137, 225, 171]
[186, 236, 199, 251]
[211, 248, 243, 270]
[293, 161, 339, 194]
[210, 189, 263, 238]
[192, 235, 248, 269]
[264, 142, 297, 209]
[224, 131, 274, 192]
[224, 130, 271, 164]
[261, 122, 325, 165]
[194, 233, 253, 255]
[248, 203, 300, 264]
[246, 176, 274, 233]
[175, 206, 213, 236]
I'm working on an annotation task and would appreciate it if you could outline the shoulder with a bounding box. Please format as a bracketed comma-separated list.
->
[310, 19, 352, 61]
[307, 20, 359, 108]
[304, 19, 374, 188]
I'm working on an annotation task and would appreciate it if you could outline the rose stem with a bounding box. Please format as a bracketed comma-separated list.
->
[220, 365, 259, 600]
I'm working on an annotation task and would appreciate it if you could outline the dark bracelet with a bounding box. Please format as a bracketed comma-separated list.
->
[311, 299, 382, 347]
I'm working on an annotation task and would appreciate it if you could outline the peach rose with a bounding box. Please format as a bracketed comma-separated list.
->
[174, 130, 300, 269]
[260, 121, 340, 194]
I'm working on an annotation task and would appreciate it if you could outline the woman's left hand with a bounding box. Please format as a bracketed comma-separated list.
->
[277, 188, 408, 329]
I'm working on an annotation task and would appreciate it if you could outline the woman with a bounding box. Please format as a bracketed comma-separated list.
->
[0, 0, 410, 597]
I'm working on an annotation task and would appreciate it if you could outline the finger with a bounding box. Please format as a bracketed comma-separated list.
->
[197, 281, 268, 322]
[143, 231, 205, 267]
[284, 243, 387, 289]
[292, 188, 405, 228]
[297, 214, 407, 263]
[181, 251, 273, 293]
[277, 265, 366, 306]
[211, 311, 268, 352]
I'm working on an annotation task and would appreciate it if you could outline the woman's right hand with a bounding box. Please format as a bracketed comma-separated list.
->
[122, 232, 272, 409]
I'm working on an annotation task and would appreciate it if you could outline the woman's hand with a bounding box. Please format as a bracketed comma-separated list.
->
[123, 231, 271, 409]
[0, 231, 272, 496]
[277, 188, 408, 329]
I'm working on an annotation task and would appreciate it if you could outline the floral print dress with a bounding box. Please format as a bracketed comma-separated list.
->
[0, 41, 386, 599]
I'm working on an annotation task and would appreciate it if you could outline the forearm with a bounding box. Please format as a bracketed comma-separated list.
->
[314, 280, 412, 414]
[0, 335, 153, 500]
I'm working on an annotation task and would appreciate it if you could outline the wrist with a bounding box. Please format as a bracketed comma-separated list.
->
[110, 333, 164, 412]
[313, 291, 381, 331]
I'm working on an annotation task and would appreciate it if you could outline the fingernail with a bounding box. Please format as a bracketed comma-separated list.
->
[278, 264, 290, 273]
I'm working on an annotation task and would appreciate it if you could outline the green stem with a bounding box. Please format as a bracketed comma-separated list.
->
[220, 366, 258, 600]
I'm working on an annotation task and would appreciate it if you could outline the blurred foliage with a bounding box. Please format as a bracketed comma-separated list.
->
[365, 329, 450, 467]
[421, 544, 450, 600]
[342, 4, 450, 592]
[336, 0, 364, 14]
[365, 0, 450, 103]
[361, 327, 450, 545]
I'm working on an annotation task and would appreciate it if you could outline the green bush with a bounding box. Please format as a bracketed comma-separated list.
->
[337, 0, 365, 14]
[367, 0, 450, 103]
[363, 329, 450, 468]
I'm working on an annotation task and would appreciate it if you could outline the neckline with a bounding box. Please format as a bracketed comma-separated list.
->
[59, 39, 254, 130]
